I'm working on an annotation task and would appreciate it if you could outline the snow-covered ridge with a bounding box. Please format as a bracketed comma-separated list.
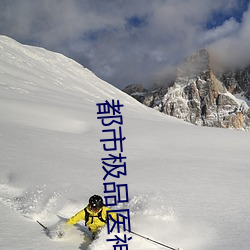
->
[0, 35, 145, 107]
[0, 35, 153, 134]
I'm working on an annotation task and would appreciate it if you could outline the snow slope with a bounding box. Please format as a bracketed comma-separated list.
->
[0, 35, 250, 250]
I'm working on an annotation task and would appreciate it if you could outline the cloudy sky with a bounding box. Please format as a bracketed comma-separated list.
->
[0, 0, 249, 89]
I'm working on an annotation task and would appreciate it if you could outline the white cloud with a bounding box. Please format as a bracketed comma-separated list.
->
[209, 5, 250, 68]
[0, 0, 249, 88]
[200, 18, 240, 45]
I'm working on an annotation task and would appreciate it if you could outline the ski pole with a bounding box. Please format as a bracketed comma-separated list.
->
[127, 229, 181, 250]
[37, 220, 48, 230]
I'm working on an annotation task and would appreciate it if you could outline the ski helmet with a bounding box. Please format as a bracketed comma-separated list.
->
[89, 195, 104, 211]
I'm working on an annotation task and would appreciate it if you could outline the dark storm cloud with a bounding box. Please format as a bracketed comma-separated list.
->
[0, 0, 249, 89]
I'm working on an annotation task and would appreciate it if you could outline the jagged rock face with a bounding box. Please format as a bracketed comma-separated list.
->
[160, 50, 250, 128]
[217, 66, 250, 99]
[123, 49, 250, 130]
[123, 84, 147, 103]
[162, 73, 249, 128]
[123, 83, 146, 95]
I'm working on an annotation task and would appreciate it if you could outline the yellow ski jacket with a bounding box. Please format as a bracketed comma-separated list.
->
[67, 206, 116, 233]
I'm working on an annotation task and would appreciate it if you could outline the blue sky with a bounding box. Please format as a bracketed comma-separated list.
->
[206, 0, 249, 28]
[0, 0, 249, 89]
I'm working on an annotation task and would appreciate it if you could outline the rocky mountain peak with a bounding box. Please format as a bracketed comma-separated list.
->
[123, 49, 250, 130]
[177, 49, 210, 78]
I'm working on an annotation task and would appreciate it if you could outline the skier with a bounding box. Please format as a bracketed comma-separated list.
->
[66, 194, 116, 239]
